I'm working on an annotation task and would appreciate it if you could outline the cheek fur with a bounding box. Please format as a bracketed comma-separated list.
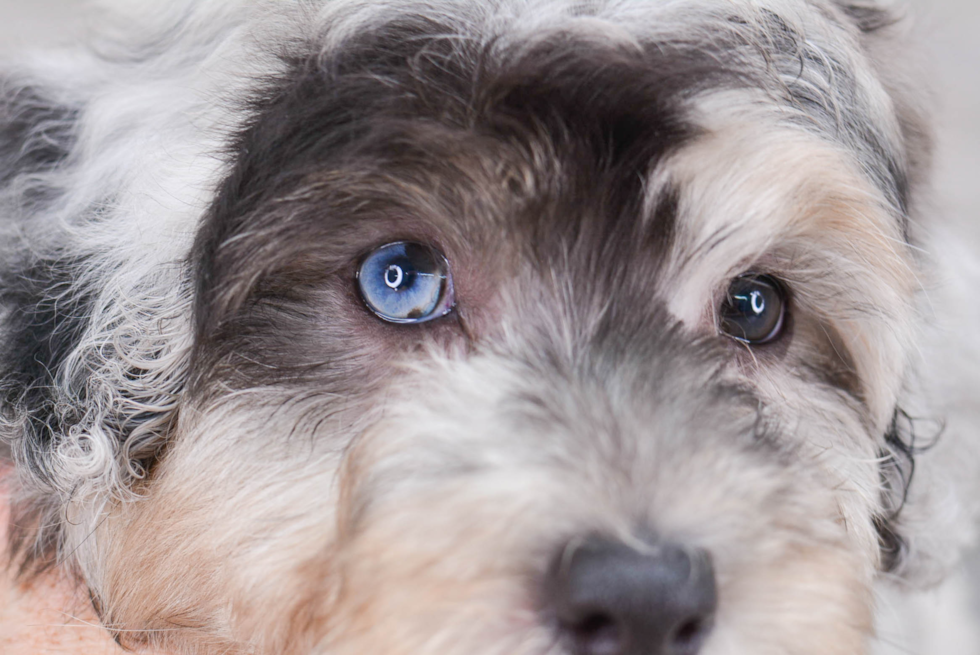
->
[1, 2, 975, 655]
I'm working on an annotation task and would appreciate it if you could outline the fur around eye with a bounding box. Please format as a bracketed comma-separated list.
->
[4, 2, 975, 654]
[719, 274, 787, 344]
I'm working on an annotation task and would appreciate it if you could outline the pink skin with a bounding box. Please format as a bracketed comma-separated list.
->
[0, 470, 164, 655]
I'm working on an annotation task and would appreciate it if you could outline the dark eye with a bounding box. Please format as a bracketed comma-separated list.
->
[719, 274, 787, 344]
[357, 242, 454, 323]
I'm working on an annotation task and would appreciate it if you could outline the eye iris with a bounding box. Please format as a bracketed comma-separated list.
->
[720, 275, 786, 344]
[358, 242, 454, 324]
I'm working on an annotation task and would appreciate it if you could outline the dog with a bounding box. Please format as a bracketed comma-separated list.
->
[1, 0, 978, 653]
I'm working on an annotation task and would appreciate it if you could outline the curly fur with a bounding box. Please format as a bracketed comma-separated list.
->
[0, 1, 977, 654]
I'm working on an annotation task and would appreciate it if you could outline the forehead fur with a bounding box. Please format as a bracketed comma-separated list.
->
[194, 0, 910, 338]
[3, 0, 949, 610]
[5, 2, 979, 654]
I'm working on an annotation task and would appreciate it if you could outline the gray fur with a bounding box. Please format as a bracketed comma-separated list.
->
[0, 1, 976, 653]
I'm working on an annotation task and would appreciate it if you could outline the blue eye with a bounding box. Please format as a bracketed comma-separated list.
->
[357, 242, 455, 324]
[719, 274, 787, 344]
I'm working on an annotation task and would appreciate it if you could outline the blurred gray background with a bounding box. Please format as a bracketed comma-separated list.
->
[0, 0, 975, 652]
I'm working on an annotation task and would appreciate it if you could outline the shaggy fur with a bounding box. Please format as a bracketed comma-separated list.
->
[0, 0, 978, 653]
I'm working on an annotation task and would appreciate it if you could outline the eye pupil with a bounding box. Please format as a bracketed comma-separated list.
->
[720, 275, 786, 344]
[385, 264, 405, 290]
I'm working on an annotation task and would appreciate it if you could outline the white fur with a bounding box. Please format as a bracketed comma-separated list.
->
[1, 1, 977, 653]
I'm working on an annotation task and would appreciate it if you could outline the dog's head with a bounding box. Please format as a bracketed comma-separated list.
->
[0, 1, 972, 654]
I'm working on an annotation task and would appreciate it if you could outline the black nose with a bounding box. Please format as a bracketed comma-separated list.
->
[545, 537, 717, 655]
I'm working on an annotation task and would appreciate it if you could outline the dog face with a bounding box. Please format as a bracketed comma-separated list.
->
[1, 1, 968, 654]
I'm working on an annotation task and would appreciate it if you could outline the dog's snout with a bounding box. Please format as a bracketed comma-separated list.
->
[546, 537, 717, 655]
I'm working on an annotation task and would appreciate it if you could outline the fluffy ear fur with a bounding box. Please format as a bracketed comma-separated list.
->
[0, 26, 214, 573]
[0, 2, 299, 574]
[889, 197, 980, 586]
[831, 1, 934, 218]
[829, 0, 980, 586]
[0, 75, 194, 572]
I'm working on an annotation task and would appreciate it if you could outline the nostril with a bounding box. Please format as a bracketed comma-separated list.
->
[668, 617, 712, 655]
[566, 612, 624, 655]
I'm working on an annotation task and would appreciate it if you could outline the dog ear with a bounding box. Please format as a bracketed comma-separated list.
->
[833, 1, 934, 226]
[0, 78, 82, 571]
[0, 1, 266, 577]
[0, 74, 193, 575]
[825, 2, 940, 582]
[0, 80, 82, 474]
[834, 2, 980, 587]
